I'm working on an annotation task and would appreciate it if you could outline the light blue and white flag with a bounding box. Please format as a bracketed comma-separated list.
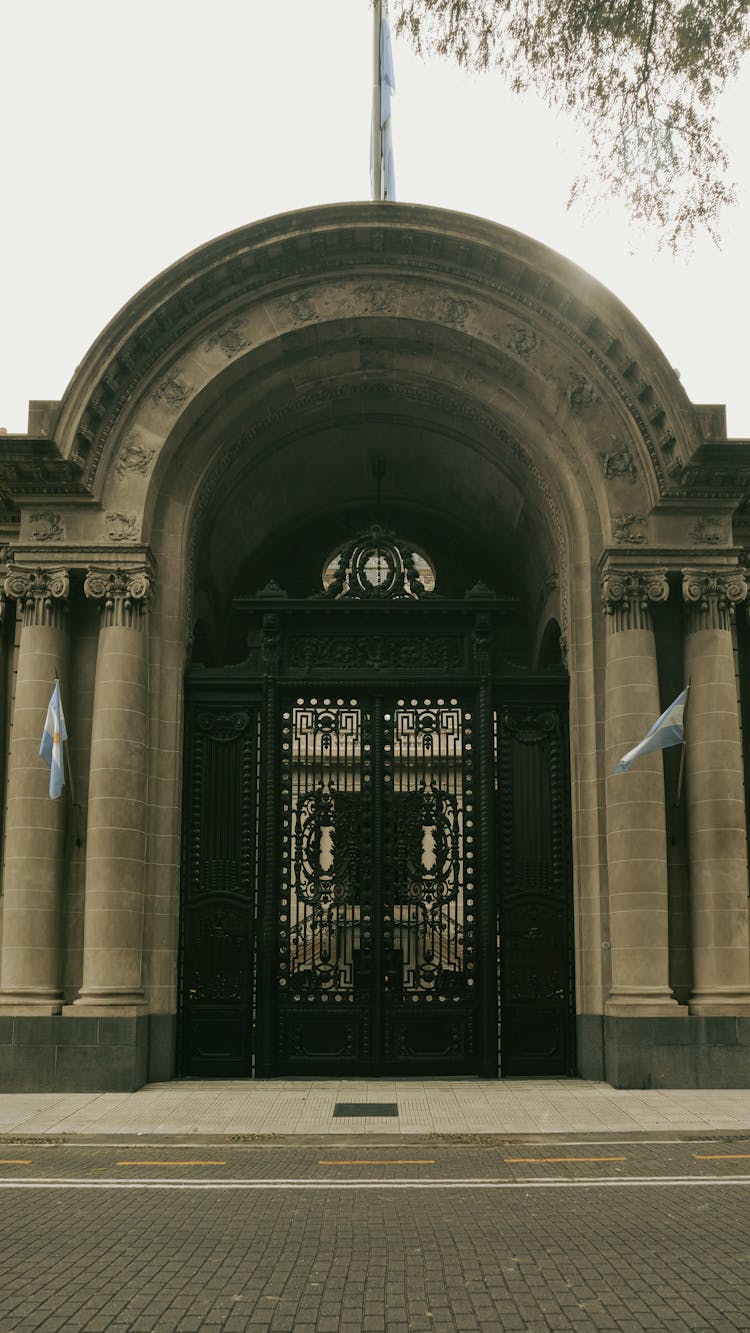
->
[39, 680, 67, 799]
[611, 688, 687, 775]
[380, 5, 396, 200]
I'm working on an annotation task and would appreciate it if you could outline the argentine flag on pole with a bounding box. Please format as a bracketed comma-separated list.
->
[371, 0, 396, 201]
[380, 5, 396, 200]
[611, 688, 687, 775]
[40, 680, 67, 800]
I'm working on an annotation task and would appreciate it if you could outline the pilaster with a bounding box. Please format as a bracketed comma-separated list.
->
[601, 565, 684, 1016]
[66, 566, 153, 1014]
[682, 567, 750, 1015]
[0, 565, 70, 1013]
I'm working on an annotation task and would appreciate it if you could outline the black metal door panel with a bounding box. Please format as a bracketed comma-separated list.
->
[179, 707, 258, 1077]
[497, 705, 575, 1076]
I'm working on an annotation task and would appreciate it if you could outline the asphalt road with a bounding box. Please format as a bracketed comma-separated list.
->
[2, 1136, 750, 1332]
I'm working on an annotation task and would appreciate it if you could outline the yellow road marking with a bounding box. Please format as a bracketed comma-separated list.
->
[117, 1160, 226, 1167]
[504, 1156, 627, 1164]
[694, 1154, 750, 1160]
[319, 1159, 436, 1166]
[0, 1159, 32, 1165]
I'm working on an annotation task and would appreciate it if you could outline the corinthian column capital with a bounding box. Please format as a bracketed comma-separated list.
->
[601, 566, 668, 633]
[3, 565, 70, 628]
[682, 568, 748, 632]
[84, 566, 153, 629]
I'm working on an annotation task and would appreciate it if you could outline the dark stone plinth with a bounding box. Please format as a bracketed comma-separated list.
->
[602, 1015, 750, 1089]
[148, 1013, 177, 1083]
[576, 1014, 605, 1081]
[0, 1014, 149, 1091]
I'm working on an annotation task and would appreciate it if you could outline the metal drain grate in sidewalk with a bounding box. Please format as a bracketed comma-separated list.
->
[333, 1102, 399, 1118]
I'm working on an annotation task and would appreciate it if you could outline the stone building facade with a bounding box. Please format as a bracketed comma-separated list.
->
[1, 202, 750, 1091]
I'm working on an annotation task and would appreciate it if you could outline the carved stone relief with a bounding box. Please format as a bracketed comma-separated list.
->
[689, 516, 722, 545]
[568, 376, 598, 413]
[600, 446, 637, 484]
[106, 511, 138, 543]
[508, 325, 538, 359]
[206, 319, 250, 359]
[29, 510, 63, 542]
[279, 295, 317, 325]
[115, 433, 155, 476]
[151, 369, 193, 411]
[437, 297, 473, 327]
[613, 513, 646, 544]
[353, 285, 397, 314]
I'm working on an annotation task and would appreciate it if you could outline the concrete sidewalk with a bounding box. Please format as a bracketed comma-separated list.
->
[4, 1078, 750, 1138]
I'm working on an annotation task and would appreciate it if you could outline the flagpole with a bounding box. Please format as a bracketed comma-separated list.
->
[675, 678, 691, 807]
[54, 667, 82, 847]
[372, 0, 383, 200]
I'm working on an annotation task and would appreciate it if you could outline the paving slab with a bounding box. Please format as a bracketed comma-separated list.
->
[3, 1078, 750, 1139]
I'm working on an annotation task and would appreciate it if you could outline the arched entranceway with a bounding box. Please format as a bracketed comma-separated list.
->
[7, 202, 749, 1093]
[179, 476, 574, 1078]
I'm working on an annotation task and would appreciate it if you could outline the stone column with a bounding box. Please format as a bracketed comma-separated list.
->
[602, 566, 683, 1015]
[69, 567, 152, 1013]
[682, 568, 750, 1015]
[0, 566, 70, 1013]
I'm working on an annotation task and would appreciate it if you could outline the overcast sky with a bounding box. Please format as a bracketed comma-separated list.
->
[2, 1, 749, 435]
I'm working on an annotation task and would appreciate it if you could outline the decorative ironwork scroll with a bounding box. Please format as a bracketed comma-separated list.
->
[278, 698, 372, 1011]
[321, 524, 434, 600]
[384, 699, 475, 1013]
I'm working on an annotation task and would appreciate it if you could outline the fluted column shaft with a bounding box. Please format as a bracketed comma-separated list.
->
[682, 569, 750, 1015]
[0, 567, 70, 1013]
[71, 568, 152, 1013]
[602, 567, 683, 1016]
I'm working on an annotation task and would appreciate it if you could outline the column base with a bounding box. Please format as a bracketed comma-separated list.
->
[65, 987, 148, 1018]
[64, 1001, 148, 1018]
[605, 987, 687, 1018]
[689, 991, 750, 1016]
[0, 991, 63, 1016]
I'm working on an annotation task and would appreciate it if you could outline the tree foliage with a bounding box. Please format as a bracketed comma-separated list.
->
[393, 1, 750, 248]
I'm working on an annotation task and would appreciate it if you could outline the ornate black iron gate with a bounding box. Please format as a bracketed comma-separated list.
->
[179, 526, 575, 1079]
[269, 692, 479, 1074]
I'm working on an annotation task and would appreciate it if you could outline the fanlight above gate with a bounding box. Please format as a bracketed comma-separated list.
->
[322, 524, 436, 600]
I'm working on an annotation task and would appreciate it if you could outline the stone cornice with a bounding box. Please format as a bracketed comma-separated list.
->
[8, 544, 156, 573]
[0, 437, 86, 501]
[599, 545, 746, 568]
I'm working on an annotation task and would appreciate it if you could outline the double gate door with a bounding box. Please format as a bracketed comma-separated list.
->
[180, 675, 574, 1078]
[270, 691, 481, 1074]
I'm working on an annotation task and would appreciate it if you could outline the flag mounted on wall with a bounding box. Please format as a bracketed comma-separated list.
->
[40, 679, 67, 799]
[611, 688, 688, 775]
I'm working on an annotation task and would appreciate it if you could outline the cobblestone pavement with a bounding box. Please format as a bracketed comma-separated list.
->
[3, 1142, 750, 1331]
